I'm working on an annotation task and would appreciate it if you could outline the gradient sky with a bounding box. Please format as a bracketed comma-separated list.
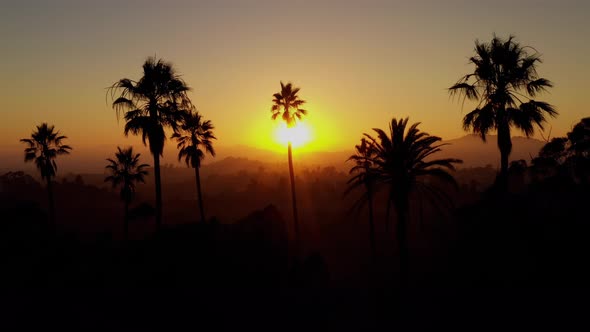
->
[2, 0, 589, 161]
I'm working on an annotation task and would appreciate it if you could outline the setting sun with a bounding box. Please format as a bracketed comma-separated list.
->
[275, 121, 312, 148]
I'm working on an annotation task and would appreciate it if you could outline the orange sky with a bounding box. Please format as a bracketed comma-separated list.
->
[2, 1, 589, 165]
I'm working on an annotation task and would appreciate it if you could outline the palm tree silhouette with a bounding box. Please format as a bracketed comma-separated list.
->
[108, 57, 192, 230]
[172, 111, 216, 223]
[364, 117, 461, 286]
[104, 147, 149, 241]
[345, 138, 378, 264]
[449, 35, 557, 189]
[20, 123, 72, 227]
[270, 81, 307, 253]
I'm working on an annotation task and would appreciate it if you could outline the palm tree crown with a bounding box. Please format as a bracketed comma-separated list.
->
[172, 111, 216, 168]
[21, 123, 72, 180]
[345, 138, 378, 211]
[449, 35, 557, 185]
[104, 147, 149, 204]
[450, 35, 557, 139]
[109, 57, 192, 156]
[366, 118, 462, 204]
[271, 81, 307, 127]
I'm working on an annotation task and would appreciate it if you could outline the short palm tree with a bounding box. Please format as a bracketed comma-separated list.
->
[449, 35, 557, 188]
[20, 123, 72, 227]
[365, 117, 462, 286]
[105, 147, 149, 241]
[172, 111, 216, 223]
[345, 138, 378, 263]
[270, 81, 307, 252]
[109, 57, 192, 230]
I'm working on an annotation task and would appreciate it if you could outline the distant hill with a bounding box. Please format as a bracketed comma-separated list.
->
[437, 134, 545, 168]
[0, 134, 546, 176]
[202, 134, 546, 172]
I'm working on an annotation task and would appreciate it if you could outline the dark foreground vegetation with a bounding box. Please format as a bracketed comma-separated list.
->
[1, 157, 589, 329]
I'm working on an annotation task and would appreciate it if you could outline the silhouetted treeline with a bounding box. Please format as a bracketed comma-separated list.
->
[2, 146, 588, 289]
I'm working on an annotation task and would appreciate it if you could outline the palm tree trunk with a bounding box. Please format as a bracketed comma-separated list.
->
[367, 185, 376, 265]
[287, 142, 300, 254]
[497, 118, 512, 191]
[46, 177, 55, 230]
[124, 200, 129, 242]
[385, 192, 392, 233]
[153, 154, 163, 231]
[195, 166, 206, 223]
[395, 199, 409, 288]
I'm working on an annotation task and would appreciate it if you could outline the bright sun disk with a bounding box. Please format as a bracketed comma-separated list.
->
[275, 122, 311, 148]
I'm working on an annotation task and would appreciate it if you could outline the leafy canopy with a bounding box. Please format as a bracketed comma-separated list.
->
[172, 111, 216, 168]
[449, 35, 557, 141]
[20, 123, 72, 180]
[271, 81, 307, 128]
[105, 146, 149, 203]
[364, 117, 462, 208]
[108, 57, 192, 155]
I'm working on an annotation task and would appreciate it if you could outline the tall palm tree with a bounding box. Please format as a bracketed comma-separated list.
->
[345, 138, 378, 264]
[172, 111, 216, 223]
[449, 35, 557, 188]
[108, 57, 192, 230]
[365, 117, 461, 286]
[104, 147, 149, 241]
[20, 123, 72, 227]
[270, 81, 307, 252]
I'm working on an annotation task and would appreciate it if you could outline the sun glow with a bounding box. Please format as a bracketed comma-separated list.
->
[275, 121, 312, 148]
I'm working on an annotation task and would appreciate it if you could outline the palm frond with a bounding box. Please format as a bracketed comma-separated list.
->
[449, 82, 479, 100]
[526, 78, 553, 96]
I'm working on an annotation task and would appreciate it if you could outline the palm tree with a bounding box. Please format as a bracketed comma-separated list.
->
[108, 57, 192, 230]
[20, 123, 72, 227]
[104, 147, 149, 241]
[172, 111, 216, 223]
[364, 117, 461, 286]
[345, 138, 378, 264]
[270, 81, 307, 252]
[449, 35, 557, 189]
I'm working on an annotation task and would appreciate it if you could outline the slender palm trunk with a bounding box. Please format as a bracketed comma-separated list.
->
[46, 177, 55, 230]
[395, 199, 409, 288]
[124, 200, 129, 242]
[153, 154, 163, 231]
[497, 117, 512, 191]
[287, 142, 300, 254]
[195, 166, 206, 223]
[367, 184, 376, 265]
[385, 192, 392, 233]
[367, 187, 377, 289]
